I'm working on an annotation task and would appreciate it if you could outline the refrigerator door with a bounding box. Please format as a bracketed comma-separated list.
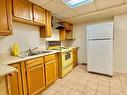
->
[87, 22, 113, 40]
[87, 40, 113, 76]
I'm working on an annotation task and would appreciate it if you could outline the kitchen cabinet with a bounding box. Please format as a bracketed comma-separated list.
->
[60, 21, 73, 31]
[12, 0, 32, 21]
[6, 53, 59, 95]
[55, 53, 59, 79]
[73, 48, 78, 67]
[33, 5, 45, 25]
[40, 11, 52, 37]
[59, 22, 73, 40]
[7, 63, 23, 95]
[59, 29, 73, 40]
[44, 54, 56, 86]
[25, 57, 45, 95]
[0, 0, 12, 36]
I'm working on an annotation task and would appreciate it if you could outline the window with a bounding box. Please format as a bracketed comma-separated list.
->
[63, 0, 94, 8]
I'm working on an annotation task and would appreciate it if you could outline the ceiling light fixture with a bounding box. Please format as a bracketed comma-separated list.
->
[63, 0, 94, 8]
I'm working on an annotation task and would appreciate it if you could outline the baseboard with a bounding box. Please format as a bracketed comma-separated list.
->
[78, 63, 87, 65]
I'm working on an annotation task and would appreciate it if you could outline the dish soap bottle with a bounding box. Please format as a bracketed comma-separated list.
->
[11, 43, 20, 56]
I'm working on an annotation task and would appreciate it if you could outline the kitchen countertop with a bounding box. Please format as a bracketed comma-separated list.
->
[0, 50, 59, 77]
[0, 47, 78, 77]
[0, 64, 17, 77]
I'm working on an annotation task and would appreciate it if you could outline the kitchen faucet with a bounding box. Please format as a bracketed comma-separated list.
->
[27, 47, 38, 56]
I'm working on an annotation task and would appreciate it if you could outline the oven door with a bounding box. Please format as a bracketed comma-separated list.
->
[61, 50, 73, 69]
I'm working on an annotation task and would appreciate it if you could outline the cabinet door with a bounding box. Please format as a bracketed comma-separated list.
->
[59, 29, 66, 41]
[55, 53, 59, 79]
[33, 5, 45, 24]
[7, 63, 23, 95]
[0, 0, 12, 36]
[40, 11, 52, 37]
[12, 0, 32, 21]
[73, 48, 78, 67]
[26, 65, 45, 95]
[43, 11, 52, 37]
[45, 60, 56, 86]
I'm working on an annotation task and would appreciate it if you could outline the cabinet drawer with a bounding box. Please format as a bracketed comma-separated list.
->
[44, 54, 55, 62]
[25, 57, 44, 69]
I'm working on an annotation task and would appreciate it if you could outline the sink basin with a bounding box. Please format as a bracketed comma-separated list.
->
[30, 50, 52, 56]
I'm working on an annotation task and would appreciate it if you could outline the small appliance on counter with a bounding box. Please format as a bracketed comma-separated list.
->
[47, 41, 73, 78]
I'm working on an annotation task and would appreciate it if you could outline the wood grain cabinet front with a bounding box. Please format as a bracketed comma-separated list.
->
[40, 10, 52, 37]
[7, 63, 23, 95]
[0, 0, 12, 36]
[6, 54, 59, 95]
[73, 48, 78, 67]
[12, 0, 32, 21]
[44, 54, 56, 86]
[59, 22, 73, 40]
[33, 5, 46, 25]
[25, 57, 45, 95]
[26, 65, 45, 95]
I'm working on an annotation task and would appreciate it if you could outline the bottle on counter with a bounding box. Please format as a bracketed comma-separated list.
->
[11, 43, 20, 56]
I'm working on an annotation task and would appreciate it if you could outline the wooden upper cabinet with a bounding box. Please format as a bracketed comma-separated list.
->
[33, 5, 45, 25]
[60, 21, 73, 31]
[40, 11, 52, 37]
[0, 0, 12, 36]
[12, 0, 32, 21]
[7, 63, 23, 95]
[59, 21, 73, 40]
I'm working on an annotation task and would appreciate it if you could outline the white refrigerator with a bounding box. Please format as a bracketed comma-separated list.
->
[87, 22, 113, 76]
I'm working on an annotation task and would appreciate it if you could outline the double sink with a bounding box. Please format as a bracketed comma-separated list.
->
[29, 50, 52, 56]
[19, 50, 53, 58]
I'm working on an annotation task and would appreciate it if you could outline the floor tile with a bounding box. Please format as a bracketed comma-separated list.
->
[68, 89, 83, 95]
[55, 87, 71, 95]
[110, 88, 124, 95]
[38, 65, 127, 95]
[83, 88, 96, 95]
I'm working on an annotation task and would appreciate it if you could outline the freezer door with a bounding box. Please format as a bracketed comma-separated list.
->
[87, 40, 113, 75]
[87, 22, 113, 40]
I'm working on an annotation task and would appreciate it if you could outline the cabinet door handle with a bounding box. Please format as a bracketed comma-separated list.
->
[8, 72, 15, 76]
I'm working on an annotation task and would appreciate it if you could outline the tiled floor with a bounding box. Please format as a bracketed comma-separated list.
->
[39, 65, 127, 95]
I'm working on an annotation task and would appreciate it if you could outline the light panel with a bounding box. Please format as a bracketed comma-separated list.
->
[63, 0, 94, 8]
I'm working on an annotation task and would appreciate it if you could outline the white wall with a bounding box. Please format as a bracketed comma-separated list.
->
[0, 22, 43, 53]
[71, 14, 127, 73]
[0, 22, 59, 54]
[72, 24, 87, 64]
[113, 14, 127, 73]
[46, 28, 59, 41]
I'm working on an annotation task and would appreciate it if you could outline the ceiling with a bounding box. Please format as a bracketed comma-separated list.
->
[29, 0, 127, 24]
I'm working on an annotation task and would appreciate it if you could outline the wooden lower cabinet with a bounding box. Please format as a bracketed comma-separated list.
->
[7, 63, 23, 95]
[44, 54, 56, 86]
[26, 65, 45, 95]
[73, 48, 78, 67]
[7, 54, 58, 95]
[25, 57, 45, 95]
[45, 60, 56, 86]
[55, 53, 59, 79]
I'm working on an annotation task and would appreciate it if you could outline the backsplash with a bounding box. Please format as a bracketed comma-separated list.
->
[0, 22, 59, 54]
